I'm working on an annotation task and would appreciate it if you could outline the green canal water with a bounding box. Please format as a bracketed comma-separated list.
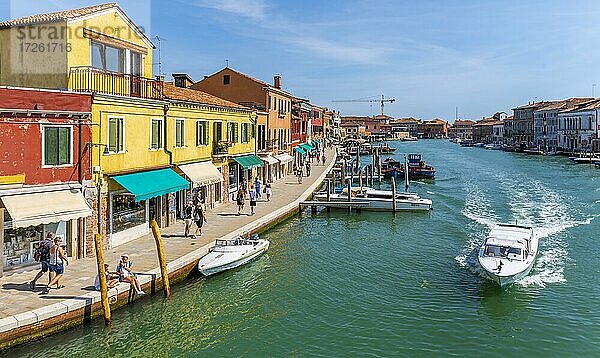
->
[6, 140, 600, 357]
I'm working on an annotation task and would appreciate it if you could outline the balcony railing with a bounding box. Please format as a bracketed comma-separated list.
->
[212, 140, 231, 156]
[69, 66, 164, 100]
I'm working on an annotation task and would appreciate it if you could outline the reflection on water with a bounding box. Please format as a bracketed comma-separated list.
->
[6, 140, 600, 357]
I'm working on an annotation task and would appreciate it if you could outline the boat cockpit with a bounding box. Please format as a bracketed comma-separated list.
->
[483, 244, 528, 261]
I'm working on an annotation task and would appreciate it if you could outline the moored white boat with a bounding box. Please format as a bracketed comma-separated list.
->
[198, 234, 269, 276]
[313, 187, 432, 211]
[477, 224, 537, 288]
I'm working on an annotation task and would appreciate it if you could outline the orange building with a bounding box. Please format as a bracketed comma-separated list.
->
[190, 68, 294, 179]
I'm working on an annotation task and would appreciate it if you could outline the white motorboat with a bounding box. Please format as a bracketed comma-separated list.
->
[477, 224, 537, 288]
[197, 234, 269, 276]
[314, 156, 432, 211]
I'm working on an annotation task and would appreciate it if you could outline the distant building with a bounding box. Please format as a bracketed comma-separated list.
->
[512, 102, 550, 148]
[533, 98, 593, 152]
[418, 119, 449, 138]
[448, 119, 475, 139]
[557, 99, 600, 152]
[391, 117, 421, 137]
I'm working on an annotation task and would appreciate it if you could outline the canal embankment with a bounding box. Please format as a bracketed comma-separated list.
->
[0, 148, 337, 351]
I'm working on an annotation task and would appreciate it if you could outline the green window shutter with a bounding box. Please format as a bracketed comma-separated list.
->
[58, 127, 70, 164]
[204, 122, 209, 145]
[235, 124, 239, 142]
[44, 127, 58, 165]
[117, 119, 123, 152]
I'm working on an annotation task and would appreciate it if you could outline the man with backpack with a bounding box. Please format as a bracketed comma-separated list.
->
[30, 232, 56, 291]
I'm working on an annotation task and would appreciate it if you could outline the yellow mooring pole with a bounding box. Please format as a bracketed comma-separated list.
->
[150, 219, 171, 298]
[94, 233, 111, 326]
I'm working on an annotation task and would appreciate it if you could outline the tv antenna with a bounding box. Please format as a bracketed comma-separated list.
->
[154, 35, 167, 77]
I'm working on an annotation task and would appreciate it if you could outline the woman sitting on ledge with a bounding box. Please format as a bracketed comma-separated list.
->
[117, 254, 145, 296]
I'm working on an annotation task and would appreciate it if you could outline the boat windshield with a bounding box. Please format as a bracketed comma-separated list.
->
[484, 245, 523, 260]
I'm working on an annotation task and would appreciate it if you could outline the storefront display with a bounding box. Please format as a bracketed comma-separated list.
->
[111, 194, 146, 234]
[2, 221, 69, 270]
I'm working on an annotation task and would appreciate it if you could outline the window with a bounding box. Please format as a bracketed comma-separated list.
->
[43, 126, 71, 166]
[91, 41, 124, 73]
[268, 95, 271, 110]
[150, 118, 164, 150]
[108, 117, 124, 153]
[241, 123, 250, 143]
[196, 121, 208, 146]
[223, 75, 230, 85]
[228, 122, 239, 143]
[175, 119, 185, 148]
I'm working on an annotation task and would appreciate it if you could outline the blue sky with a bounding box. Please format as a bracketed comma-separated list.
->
[4, 0, 600, 121]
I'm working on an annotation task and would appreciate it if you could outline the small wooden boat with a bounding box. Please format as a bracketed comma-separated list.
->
[198, 234, 269, 276]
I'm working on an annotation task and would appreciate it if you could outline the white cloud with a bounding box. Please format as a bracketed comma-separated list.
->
[191, 0, 267, 19]
[288, 37, 394, 65]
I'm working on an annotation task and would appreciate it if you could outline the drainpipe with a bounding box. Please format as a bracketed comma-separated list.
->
[163, 103, 173, 165]
[162, 103, 173, 227]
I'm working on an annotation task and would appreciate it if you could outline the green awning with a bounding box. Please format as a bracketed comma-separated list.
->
[233, 155, 264, 169]
[112, 168, 190, 202]
[294, 146, 307, 156]
[299, 143, 314, 151]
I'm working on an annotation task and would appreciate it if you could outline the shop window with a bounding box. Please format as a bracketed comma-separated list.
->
[108, 117, 124, 153]
[175, 119, 185, 148]
[43, 126, 71, 166]
[111, 194, 146, 233]
[196, 121, 208, 146]
[150, 118, 164, 150]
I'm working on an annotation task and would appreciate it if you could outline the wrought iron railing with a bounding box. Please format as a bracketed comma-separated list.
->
[69, 66, 164, 100]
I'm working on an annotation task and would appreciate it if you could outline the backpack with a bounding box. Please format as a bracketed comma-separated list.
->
[37, 239, 52, 262]
[184, 206, 193, 219]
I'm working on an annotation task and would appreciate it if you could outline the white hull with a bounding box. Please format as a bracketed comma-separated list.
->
[313, 193, 432, 211]
[198, 240, 269, 276]
[477, 224, 537, 288]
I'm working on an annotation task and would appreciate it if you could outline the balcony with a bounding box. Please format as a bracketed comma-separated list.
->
[212, 141, 231, 156]
[69, 66, 164, 100]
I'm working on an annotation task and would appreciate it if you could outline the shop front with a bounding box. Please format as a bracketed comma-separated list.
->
[0, 187, 91, 274]
[274, 152, 294, 178]
[108, 168, 190, 247]
[259, 155, 278, 183]
[229, 155, 264, 198]
[177, 161, 224, 211]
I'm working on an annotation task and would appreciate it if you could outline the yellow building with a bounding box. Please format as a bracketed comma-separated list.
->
[162, 81, 259, 212]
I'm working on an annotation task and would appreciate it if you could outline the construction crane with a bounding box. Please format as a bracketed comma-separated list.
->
[332, 94, 396, 116]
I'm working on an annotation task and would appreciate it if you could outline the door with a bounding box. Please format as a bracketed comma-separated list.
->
[130, 52, 142, 96]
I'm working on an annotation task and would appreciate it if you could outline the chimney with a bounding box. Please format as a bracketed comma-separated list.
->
[274, 75, 281, 89]
[172, 73, 194, 88]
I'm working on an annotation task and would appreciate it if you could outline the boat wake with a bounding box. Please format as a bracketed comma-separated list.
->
[458, 172, 597, 288]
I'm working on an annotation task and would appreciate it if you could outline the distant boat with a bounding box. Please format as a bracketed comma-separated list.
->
[569, 156, 600, 164]
[398, 154, 436, 179]
[477, 224, 537, 288]
[523, 148, 544, 155]
[401, 136, 418, 141]
[460, 140, 474, 147]
[198, 234, 269, 276]
[484, 144, 502, 150]
[473, 142, 485, 148]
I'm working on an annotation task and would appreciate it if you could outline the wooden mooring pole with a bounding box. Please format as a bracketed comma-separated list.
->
[150, 219, 171, 298]
[94, 233, 111, 326]
[347, 181, 352, 213]
[391, 176, 397, 213]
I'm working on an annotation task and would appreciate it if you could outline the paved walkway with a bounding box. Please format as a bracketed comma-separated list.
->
[0, 149, 335, 319]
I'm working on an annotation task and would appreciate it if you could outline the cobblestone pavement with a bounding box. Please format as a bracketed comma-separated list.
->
[0, 149, 334, 319]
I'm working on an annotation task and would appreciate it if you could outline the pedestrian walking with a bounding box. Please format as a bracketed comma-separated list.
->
[316, 152, 321, 164]
[254, 177, 262, 199]
[241, 179, 248, 194]
[265, 183, 272, 201]
[322, 153, 326, 165]
[305, 161, 311, 177]
[183, 201, 194, 238]
[193, 200, 207, 238]
[42, 236, 69, 294]
[236, 189, 245, 215]
[30, 232, 55, 290]
[249, 185, 257, 215]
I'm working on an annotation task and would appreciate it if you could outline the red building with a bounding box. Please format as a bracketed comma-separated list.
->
[418, 119, 449, 138]
[0, 87, 92, 276]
